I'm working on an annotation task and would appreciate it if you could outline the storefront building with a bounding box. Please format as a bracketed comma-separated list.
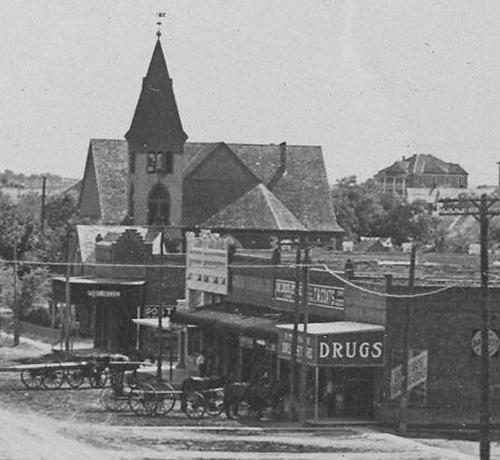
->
[171, 233, 500, 424]
[52, 226, 185, 352]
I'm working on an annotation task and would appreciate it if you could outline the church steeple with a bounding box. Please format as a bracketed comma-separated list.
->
[125, 37, 187, 149]
[125, 29, 188, 228]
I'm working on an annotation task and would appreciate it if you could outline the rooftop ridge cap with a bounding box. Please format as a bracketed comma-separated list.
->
[260, 185, 282, 229]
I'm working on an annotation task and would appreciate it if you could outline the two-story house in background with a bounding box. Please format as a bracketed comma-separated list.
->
[374, 154, 468, 197]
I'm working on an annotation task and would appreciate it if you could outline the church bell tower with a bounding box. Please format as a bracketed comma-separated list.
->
[125, 29, 188, 226]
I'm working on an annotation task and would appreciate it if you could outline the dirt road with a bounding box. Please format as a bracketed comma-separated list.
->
[0, 404, 498, 460]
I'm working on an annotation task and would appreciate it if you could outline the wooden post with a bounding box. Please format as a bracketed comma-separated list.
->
[289, 244, 301, 421]
[13, 240, 20, 346]
[136, 306, 141, 350]
[157, 230, 165, 382]
[299, 247, 310, 424]
[479, 194, 490, 460]
[314, 366, 319, 422]
[40, 176, 47, 234]
[169, 328, 174, 382]
[399, 243, 416, 434]
[64, 231, 72, 352]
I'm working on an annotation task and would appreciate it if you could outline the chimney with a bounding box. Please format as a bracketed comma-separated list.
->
[267, 141, 287, 190]
[497, 161, 500, 189]
[402, 155, 406, 161]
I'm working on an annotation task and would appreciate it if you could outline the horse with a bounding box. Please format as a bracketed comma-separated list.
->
[180, 375, 225, 412]
[223, 377, 288, 420]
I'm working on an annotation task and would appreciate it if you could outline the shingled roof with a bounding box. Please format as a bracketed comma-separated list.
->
[88, 139, 129, 224]
[79, 139, 342, 233]
[183, 142, 342, 233]
[377, 154, 468, 177]
[202, 183, 308, 232]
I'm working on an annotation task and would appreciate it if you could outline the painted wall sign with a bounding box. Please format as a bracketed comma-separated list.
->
[277, 329, 384, 367]
[471, 329, 500, 357]
[278, 331, 316, 364]
[186, 231, 230, 295]
[87, 290, 120, 298]
[273, 279, 344, 308]
[390, 350, 428, 399]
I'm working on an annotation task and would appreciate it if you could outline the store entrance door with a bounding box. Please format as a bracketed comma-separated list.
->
[94, 301, 114, 349]
[343, 368, 375, 418]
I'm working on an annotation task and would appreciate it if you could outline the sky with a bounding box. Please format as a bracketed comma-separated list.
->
[1, 0, 500, 186]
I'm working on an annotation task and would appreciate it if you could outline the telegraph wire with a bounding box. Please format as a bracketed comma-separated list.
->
[0, 258, 460, 298]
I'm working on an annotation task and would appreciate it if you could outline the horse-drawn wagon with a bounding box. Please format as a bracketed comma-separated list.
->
[0, 357, 112, 390]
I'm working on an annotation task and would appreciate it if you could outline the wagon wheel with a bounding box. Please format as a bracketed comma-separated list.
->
[235, 399, 251, 418]
[20, 369, 42, 389]
[90, 367, 109, 388]
[184, 391, 206, 419]
[204, 388, 224, 417]
[153, 382, 176, 416]
[128, 383, 158, 416]
[41, 367, 65, 390]
[100, 387, 126, 411]
[66, 368, 85, 389]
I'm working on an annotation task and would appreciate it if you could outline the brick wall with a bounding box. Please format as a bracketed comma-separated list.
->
[380, 286, 500, 423]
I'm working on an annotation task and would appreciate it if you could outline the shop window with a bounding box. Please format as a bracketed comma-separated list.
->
[147, 183, 170, 225]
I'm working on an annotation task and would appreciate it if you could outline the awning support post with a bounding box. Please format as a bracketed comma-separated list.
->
[314, 366, 319, 422]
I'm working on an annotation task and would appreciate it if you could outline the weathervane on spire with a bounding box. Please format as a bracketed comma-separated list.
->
[157, 12, 166, 39]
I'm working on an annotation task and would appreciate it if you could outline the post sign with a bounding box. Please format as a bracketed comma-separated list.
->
[144, 305, 176, 319]
[274, 279, 344, 308]
[277, 328, 384, 367]
[471, 329, 500, 357]
[186, 231, 230, 295]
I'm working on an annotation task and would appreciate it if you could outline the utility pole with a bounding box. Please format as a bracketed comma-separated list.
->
[438, 193, 499, 460]
[13, 239, 20, 346]
[289, 242, 302, 421]
[299, 246, 310, 424]
[64, 229, 72, 352]
[40, 176, 47, 234]
[400, 243, 417, 434]
[157, 229, 165, 382]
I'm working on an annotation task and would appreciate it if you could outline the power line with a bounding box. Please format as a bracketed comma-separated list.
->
[320, 265, 457, 298]
[0, 258, 460, 298]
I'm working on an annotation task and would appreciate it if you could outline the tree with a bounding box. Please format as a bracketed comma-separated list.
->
[0, 191, 76, 345]
[0, 264, 51, 345]
[331, 177, 440, 246]
[331, 177, 386, 239]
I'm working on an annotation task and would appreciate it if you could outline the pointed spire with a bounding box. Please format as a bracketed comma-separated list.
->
[125, 34, 187, 149]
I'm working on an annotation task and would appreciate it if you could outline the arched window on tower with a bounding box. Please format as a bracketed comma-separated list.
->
[147, 183, 170, 225]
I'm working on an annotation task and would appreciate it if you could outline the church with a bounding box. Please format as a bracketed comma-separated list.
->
[76, 31, 342, 247]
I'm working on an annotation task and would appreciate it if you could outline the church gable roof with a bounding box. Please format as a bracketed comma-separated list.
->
[184, 142, 342, 233]
[89, 139, 128, 224]
[83, 139, 342, 233]
[202, 183, 308, 232]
